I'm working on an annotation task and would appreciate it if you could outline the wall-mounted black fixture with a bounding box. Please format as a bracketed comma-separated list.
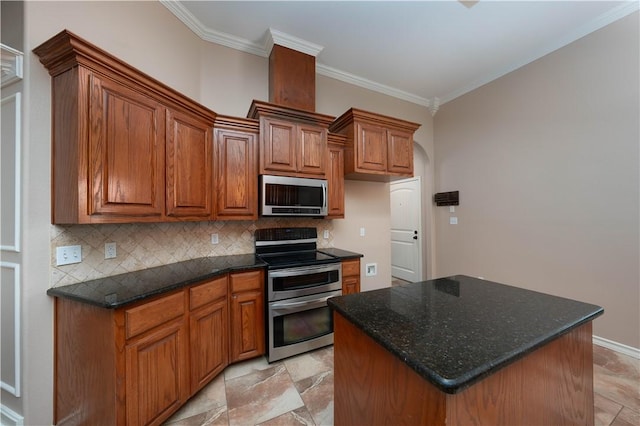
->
[434, 191, 459, 206]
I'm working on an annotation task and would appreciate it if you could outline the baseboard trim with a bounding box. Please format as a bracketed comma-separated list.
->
[593, 335, 640, 359]
[0, 404, 24, 426]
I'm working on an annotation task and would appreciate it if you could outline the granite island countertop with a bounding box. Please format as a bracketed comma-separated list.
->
[327, 275, 603, 394]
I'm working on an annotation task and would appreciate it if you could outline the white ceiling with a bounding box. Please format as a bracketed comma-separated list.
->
[162, 1, 638, 108]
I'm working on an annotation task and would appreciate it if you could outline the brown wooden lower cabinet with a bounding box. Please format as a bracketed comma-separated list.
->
[341, 259, 360, 294]
[229, 269, 265, 362]
[334, 313, 596, 426]
[52, 269, 264, 426]
[188, 276, 229, 394]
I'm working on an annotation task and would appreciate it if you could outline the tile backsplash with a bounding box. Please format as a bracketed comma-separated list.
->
[51, 219, 335, 287]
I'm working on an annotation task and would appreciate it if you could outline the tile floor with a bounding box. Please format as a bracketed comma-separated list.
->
[165, 344, 639, 426]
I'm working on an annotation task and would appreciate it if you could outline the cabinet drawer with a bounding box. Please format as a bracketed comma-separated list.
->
[125, 292, 185, 340]
[342, 260, 360, 277]
[190, 276, 227, 311]
[230, 270, 264, 293]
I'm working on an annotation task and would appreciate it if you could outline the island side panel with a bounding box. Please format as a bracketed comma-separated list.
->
[446, 321, 595, 426]
[333, 312, 447, 425]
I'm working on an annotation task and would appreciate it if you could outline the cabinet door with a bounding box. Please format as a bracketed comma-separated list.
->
[189, 277, 229, 394]
[327, 144, 345, 218]
[297, 124, 327, 176]
[261, 117, 297, 174]
[229, 270, 265, 362]
[125, 318, 188, 426]
[343, 276, 360, 295]
[387, 128, 413, 175]
[355, 122, 387, 172]
[166, 110, 213, 219]
[89, 74, 165, 218]
[214, 129, 258, 219]
[342, 259, 361, 294]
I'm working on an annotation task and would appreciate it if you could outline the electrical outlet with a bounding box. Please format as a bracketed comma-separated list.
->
[56, 245, 82, 266]
[359, 227, 365, 237]
[365, 263, 377, 277]
[211, 233, 219, 244]
[105, 242, 117, 259]
[450, 217, 458, 225]
[323, 230, 329, 239]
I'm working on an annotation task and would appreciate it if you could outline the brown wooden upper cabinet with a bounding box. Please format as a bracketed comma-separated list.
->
[213, 116, 259, 220]
[327, 133, 346, 219]
[248, 100, 334, 179]
[330, 108, 421, 181]
[33, 30, 217, 224]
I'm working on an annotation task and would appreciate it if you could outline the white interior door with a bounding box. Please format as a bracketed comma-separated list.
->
[390, 177, 422, 282]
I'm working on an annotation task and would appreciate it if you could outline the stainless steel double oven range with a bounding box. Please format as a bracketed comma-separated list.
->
[255, 227, 341, 362]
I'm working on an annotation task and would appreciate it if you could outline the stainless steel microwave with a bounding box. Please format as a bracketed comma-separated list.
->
[260, 175, 328, 217]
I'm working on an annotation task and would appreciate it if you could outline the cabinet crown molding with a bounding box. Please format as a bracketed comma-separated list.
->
[247, 99, 335, 127]
[33, 29, 216, 121]
[330, 108, 421, 134]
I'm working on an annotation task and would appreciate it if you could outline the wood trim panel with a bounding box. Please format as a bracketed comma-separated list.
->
[334, 312, 446, 425]
[446, 322, 595, 426]
[54, 298, 118, 426]
[269, 45, 315, 112]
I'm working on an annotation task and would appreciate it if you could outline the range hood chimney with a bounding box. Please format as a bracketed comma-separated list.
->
[267, 30, 323, 112]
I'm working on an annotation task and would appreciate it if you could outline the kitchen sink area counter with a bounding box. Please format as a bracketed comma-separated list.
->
[328, 275, 604, 425]
[47, 254, 266, 308]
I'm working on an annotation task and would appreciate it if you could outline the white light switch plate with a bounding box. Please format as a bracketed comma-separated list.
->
[56, 245, 82, 266]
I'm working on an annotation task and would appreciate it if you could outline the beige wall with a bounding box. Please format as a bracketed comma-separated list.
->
[434, 12, 639, 348]
[21, 1, 432, 423]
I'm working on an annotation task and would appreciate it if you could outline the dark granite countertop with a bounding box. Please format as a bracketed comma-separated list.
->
[47, 254, 266, 309]
[318, 248, 363, 260]
[327, 275, 603, 394]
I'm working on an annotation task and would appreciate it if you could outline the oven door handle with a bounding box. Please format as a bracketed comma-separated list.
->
[269, 263, 340, 278]
[270, 295, 335, 311]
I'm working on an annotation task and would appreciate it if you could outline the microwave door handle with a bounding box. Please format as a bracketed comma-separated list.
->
[323, 183, 327, 210]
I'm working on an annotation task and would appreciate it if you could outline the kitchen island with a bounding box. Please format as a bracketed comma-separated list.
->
[327, 275, 603, 426]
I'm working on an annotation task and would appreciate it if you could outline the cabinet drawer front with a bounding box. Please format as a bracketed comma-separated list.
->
[190, 276, 228, 311]
[342, 260, 360, 277]
[230, 270, 264, 293]
[125, 292, 185, 339]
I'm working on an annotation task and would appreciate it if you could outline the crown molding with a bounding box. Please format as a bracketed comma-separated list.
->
[162, 0, 638, 108]
[1, 44, 24, 87]
[316, 63, 430, 107]
[439, 1, 640, 104]
[266, 28, 323, 57]
[159, 0, 267, 57]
